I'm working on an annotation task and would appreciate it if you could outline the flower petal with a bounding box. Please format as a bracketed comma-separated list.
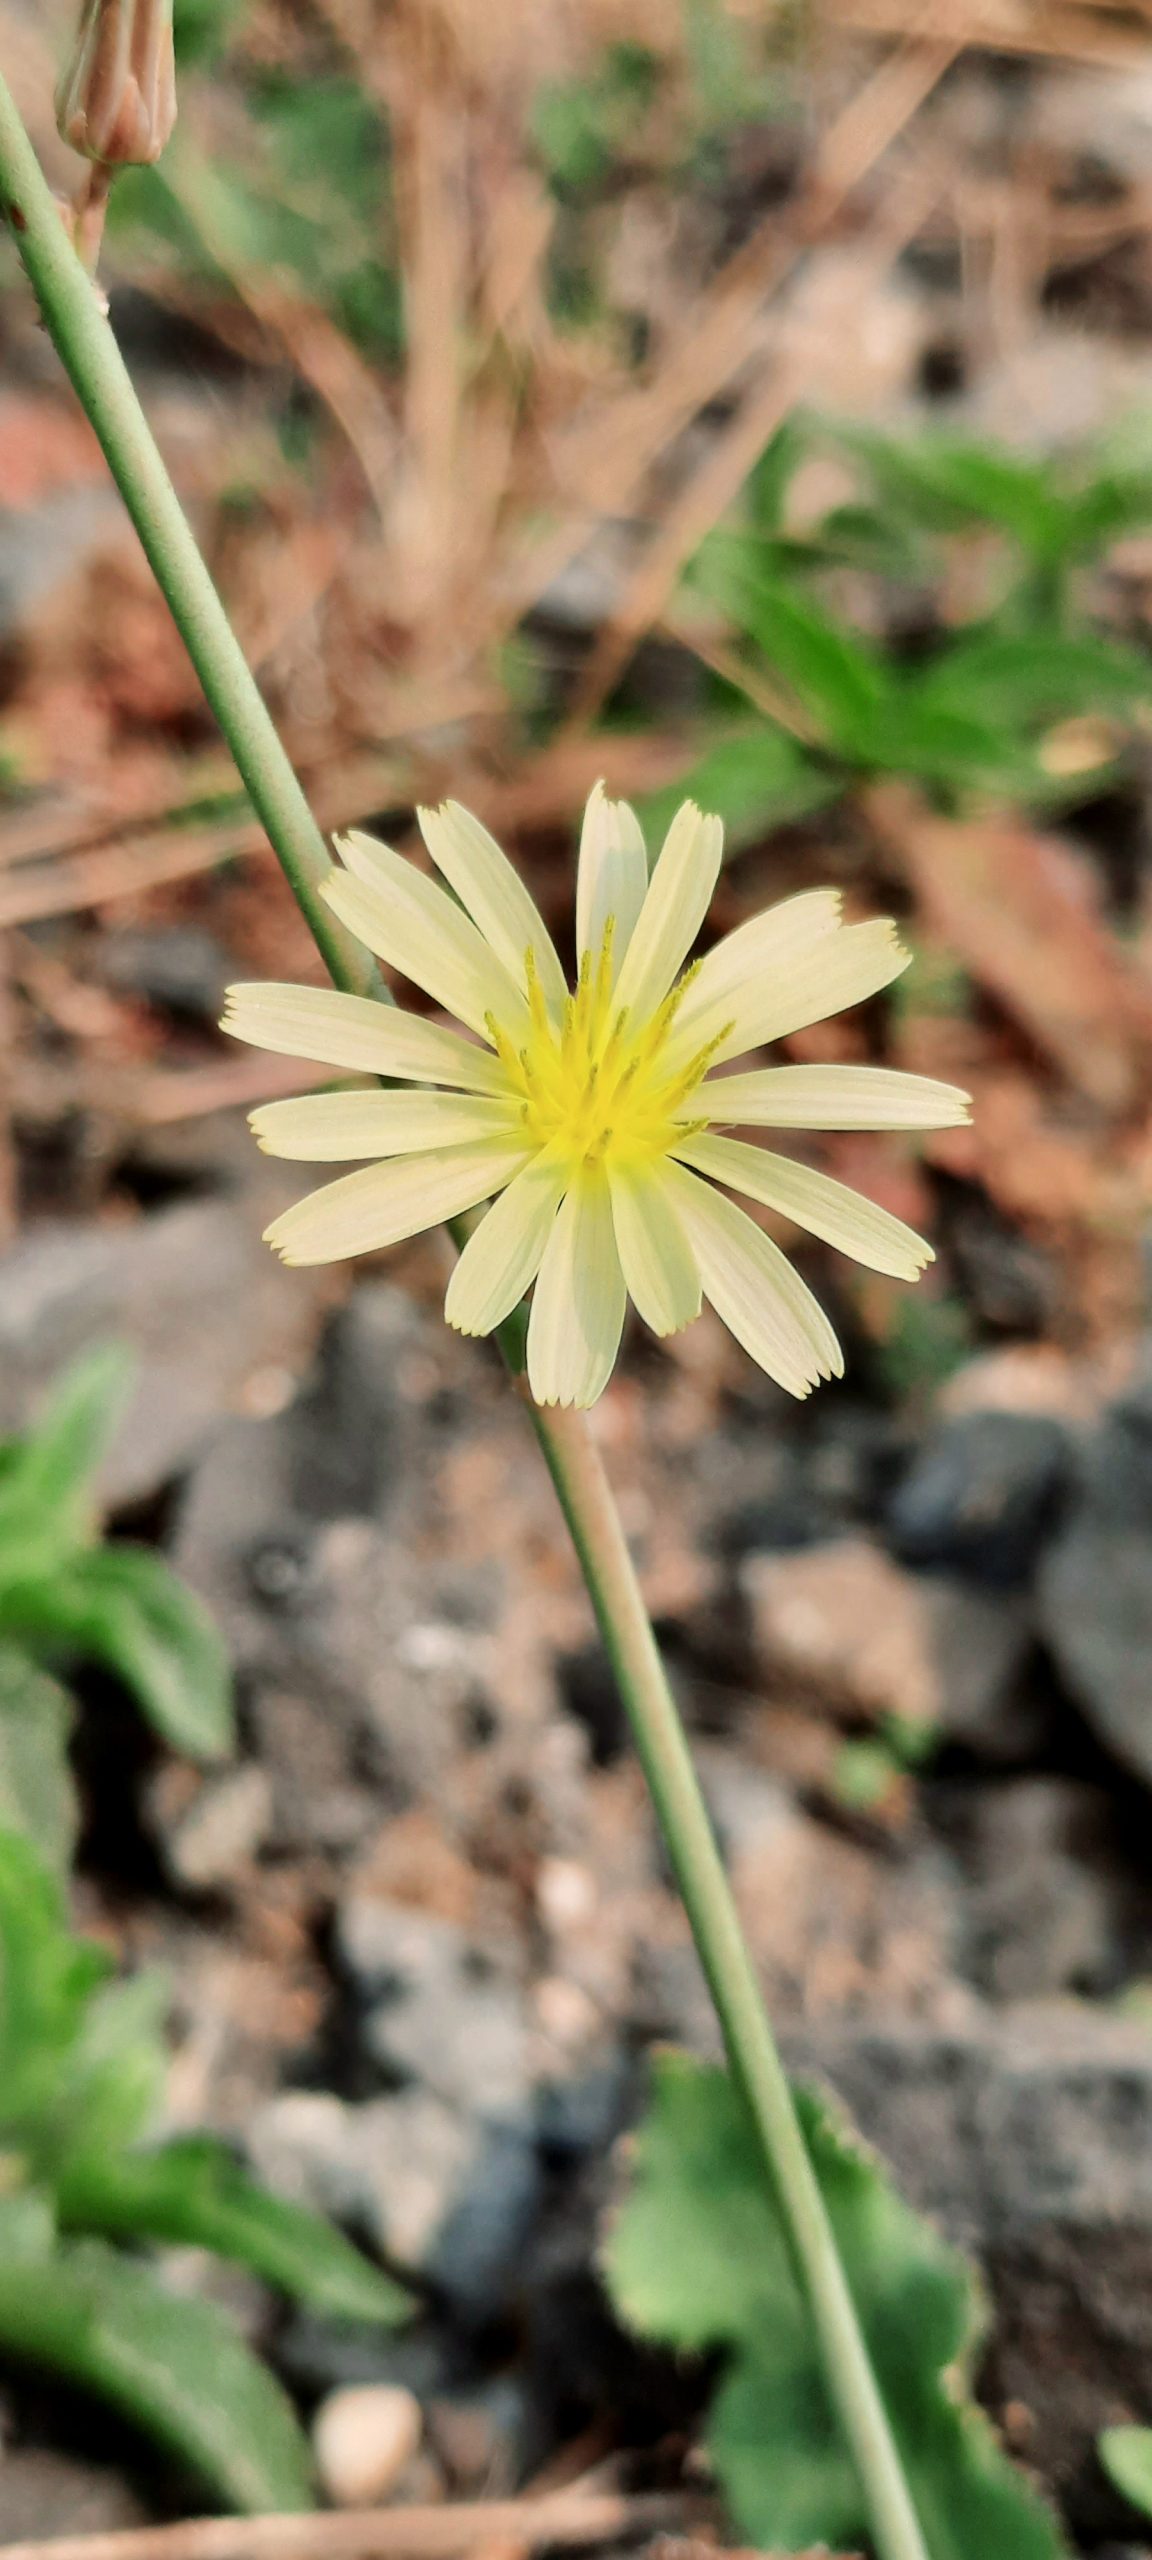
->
[664, 1162, 842, 1397]
[221, 982, 513, 1093]
[445, 1152, 568, 1336]
[676, 1132, 933, 1282]
[665, 889, 842, 1064]
[676, 914, 910, 1069]
[576, 782, 649, 982]
[419, 802, 568, 1020]
[527, 1171, 626, 1407]
[608, 1161, 701, 1336]
[326, 830, 529, 1039]
[612, 801, 723, 1022]
[264, 1136, 532, 1266]
[251, 1088, 524, 1162]
[698, 1062, 972, 1129]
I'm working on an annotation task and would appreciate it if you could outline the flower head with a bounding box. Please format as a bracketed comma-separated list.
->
[223, 788, 969, 1407]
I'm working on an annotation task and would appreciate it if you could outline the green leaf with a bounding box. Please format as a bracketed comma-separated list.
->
[0, 2213, 314, 2515]
[1052, 466, 1152, 558]
[0, 1345, 132, 1533]
[0, 1647, 78, 1874]
[913, 630, 1151, 729]
[0, 1345, 133, 1584]
[0, 1830, 108, 2140]
[605, 2052, 1066, 2559]
[0, 1545, 234, 1762]
[639, 727, 840, 853]
[58, 2138, 413, 2326]
[1099, 2425, 1152, 2520]
[844, 431, 1065, 557]
[55, 1972, 170, 2167]
[689, 551, 889, 755]
[865, 695, 1030, 794]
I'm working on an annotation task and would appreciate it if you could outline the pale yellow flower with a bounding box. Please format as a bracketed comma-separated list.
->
[222, 788, 969, 1408]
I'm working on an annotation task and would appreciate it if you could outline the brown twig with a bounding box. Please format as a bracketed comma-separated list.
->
[0, 2491, 691, 2560]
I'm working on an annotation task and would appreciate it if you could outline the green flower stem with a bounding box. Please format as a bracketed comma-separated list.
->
[534, 1402, 929, 2560]
[0, 78, 360, 999]
[0, 76, 928, 2560]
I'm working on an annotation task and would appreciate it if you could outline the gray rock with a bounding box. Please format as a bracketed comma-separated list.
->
[739, 1536, 1037, 1758]
[918, 1577, 1041, 1761]
[0, 2450, 147, 2543]
[174, 1481, 482, 1825]
[275, 2313, 454, 2400]
[338, 1898, 532, 2126]
[951, 1778, 1121, 2001]
[247, 2085, 542, 2322]
[290, 1282, 436, 1522]
[248, 2087, 479, 2269]
[887, 1410, 1071, 1587]
[1041, 1524, 1152, 1787]
[0, 1197, 326, 1507]
[98, 924, 229, 1022]
[1038, 1376, 1152, 1786]
[148, 1762, 273, 1892]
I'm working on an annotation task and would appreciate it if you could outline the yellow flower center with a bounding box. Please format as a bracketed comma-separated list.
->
[485, 924, 722, 1183]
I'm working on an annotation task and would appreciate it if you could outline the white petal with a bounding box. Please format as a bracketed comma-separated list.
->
[665, 1163, 842, 1398]
[221, 983, 513, 1094]
[665, 889, 842, 1064]
[677, 915, 910, 1070]
[608, 1162, 701, 1336]
[326, 830, 529, 1039]
[445, 1152, 567, 1336]
[527, 1172, 626, 1408]
[676, 1133, 933, 1282]
[419, 802, 568, 1020]
[575, 782, 649, 982]
[264, 1136, 532, 1267]
[612, 801, 723, 1022]
[251, 1089, 524, 1162]
[698, 1063, 972, 1130]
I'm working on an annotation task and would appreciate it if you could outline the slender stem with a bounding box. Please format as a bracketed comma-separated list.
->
[0, 76, 928, 2560]
[534, 1404, 928, 2560]
[0, 78, 359, 997]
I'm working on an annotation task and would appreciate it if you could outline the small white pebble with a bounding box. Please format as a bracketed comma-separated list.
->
[312, 2385, 422, 2509]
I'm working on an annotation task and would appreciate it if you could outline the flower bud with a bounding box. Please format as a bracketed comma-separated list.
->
[56, 0, 176, 168]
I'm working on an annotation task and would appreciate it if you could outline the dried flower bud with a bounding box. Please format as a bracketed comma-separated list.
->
[56, 0, 176, 168]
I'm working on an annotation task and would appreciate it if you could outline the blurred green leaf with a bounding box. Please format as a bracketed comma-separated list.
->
[0, 1545, 234, 1762]
[912, 629, 1151, 727]
[691, 544, 892, 754]
[1099, 2425, 1152, 2520]
[0, 1345, 132, 1577]
[735, 585, 890, 756]
[1047, 465, 1152, 559]
[865, 694, 1030, 793]
[59, 2138, 413, 2326]
[605, 2051, 1065, 2558]
[52, 1972, 171, 2171]
[0, 1832, 109, 2140]
[173, 0, 245, 66]
[0, 1648, 78, 1876]
[641, 726, 839, 852]
[0, 2206, 314, 2515]
[843, 431, 1065, 557]
[534, 42, 660, 193]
